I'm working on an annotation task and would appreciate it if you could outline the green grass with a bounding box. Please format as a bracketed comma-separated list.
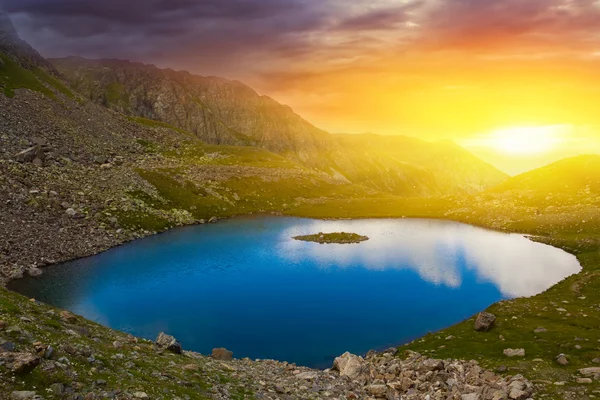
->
[105, 81, 128, 107]
[294, 232, 369, 244]
[33, 68, 76, 99]
[0, 287, 229, 398]
[0, 54, 54, 98]
[129, 116, 193, 137]
[165, 142, 301, 169]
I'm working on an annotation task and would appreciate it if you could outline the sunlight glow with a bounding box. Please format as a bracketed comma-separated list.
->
[464, 125, 570, 155]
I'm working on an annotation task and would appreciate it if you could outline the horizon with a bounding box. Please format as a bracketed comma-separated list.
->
[5, 0, 600, 174]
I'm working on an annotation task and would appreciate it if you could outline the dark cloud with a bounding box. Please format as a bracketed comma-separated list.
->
[3, 0, 600, 87]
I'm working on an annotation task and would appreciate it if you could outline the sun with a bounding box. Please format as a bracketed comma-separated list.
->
[478, 125, 569, 155]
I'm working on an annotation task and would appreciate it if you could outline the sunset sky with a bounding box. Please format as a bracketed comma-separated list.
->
[5, 0, 600, 174]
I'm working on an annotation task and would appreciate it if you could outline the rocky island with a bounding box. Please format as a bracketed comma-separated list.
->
[293, 232, 370, 244]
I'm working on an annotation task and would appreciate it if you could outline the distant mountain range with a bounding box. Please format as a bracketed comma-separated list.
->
[51, 56, 507, 196]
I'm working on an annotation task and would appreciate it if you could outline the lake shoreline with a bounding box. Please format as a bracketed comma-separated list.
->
[12, 216, 575, 368]
[3, 204, 595, 398]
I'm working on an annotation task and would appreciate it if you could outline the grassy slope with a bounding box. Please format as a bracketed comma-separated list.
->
[0, 53, 76, 99]
[116, 126, 379, 232]
[0, 287, 251, 399]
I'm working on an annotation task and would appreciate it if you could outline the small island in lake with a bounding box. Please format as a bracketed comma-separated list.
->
[293, 232, 370, 244]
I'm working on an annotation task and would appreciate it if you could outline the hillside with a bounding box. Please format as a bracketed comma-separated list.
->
[328, 134, 507, 195]
[52, 57, 508, 196]
[490, 155, 600, 203]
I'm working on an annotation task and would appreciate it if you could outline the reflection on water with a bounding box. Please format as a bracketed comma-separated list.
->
[8, 217, 580, 368]
[279, 219, 578, 298]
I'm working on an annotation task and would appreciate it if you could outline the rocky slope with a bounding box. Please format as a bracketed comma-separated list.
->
[0, 10, 54, 72]
[52, 57, 508, 197]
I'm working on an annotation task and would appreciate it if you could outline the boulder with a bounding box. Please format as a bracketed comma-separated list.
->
[208, 216, 218, 223]
[509, 388, 528, 400]
[579, 367, 600, 376]
[333, 352, 367, 380]
[212, 347, 233, 361]
[10, 392, 37, 400]
[60, 310, 77, 323]
[366, 384, 387, 397]
[156, 332, 182, 354]
[503, 348, 525, 358]
[556, 354, 569, 366]
[0, 352, 41, 374]
[296, 371, 319, 380]
[474, 312, 496, 332]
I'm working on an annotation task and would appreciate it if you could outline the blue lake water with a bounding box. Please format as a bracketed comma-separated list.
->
[8, 217, 581, 368]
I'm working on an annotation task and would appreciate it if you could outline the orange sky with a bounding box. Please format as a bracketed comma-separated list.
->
[10, 0, 600, 174]
[263, 53, 600, 174]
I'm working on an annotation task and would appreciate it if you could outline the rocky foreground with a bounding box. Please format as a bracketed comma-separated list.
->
[0, 284, 535, 400]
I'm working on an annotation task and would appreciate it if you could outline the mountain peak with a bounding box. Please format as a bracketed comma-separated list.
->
[0, 9, 56, 72]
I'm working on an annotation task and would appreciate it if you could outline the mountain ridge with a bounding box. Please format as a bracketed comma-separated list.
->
[51, 56, 508, 196]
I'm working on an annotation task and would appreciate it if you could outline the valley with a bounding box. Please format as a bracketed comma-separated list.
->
[1, 8, 600, 399]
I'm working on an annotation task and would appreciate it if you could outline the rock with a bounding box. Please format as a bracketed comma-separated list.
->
[579, 367, 600, 376]
[212, 347, 233, 361]
[419, 358, 444, 371]
[577, 378, 593, 384]
[474, 312, 496, 331]
[503, 348, 525, 357]
[333, 352, 367, 380]
[490, 391, 507, 400]
[156, 332, 182, 354]
[27, 267, 43, 277]
[10, 392, 37, 400]
[383, 347, 398, 356]
[296, 371, 319, 380]
[65, 208, 77, 217]
[60, 310, 77, 322]
[366, 384, 387, 397]
[182, 364, 199, 371]
[534, 326, 548, 333]
[0, 320, 6, 330]
[50, 383, 64, 395]
[509, 388, 528, 400]
[1, 341, 16, 352]
[593, 358, 600, 364]
[93, 155, 109, 164]
[0, 352, 41, 374]
[133, 392, 148, 399]
[462, 394, 480, 400]
[556, 354, 569, 365]
[208, 216, 218, 223]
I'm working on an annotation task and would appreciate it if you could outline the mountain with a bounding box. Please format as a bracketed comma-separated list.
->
[0, 9, 55, 71]
[51, 57, 331, 161]
[52, 57, 508, 195]
[488, 155, 600, 205]
[328, 134, 507, 195]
